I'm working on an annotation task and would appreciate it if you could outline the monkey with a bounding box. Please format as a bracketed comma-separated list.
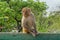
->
[21, 7, 38, 36]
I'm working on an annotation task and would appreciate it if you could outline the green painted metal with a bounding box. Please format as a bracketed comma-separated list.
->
[0, 32, 60, 40]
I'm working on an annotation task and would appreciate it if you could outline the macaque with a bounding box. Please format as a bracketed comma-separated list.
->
[21, 7, 37, 36]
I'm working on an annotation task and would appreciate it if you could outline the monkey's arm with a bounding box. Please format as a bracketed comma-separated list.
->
[21, 20, 32, 32]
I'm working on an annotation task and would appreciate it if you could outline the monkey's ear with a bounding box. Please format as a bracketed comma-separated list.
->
[27, 8, 31, 12]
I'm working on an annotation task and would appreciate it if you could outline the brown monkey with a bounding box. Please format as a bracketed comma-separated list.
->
[21, 7, 37, 36]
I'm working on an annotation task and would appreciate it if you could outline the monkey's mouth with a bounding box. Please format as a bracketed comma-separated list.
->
[23, 13, 29, 17]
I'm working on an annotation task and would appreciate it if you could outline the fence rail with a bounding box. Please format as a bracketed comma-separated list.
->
[0, 32, 60, 40]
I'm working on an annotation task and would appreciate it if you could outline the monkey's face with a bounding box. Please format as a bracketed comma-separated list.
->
[22, 7, 31, 17]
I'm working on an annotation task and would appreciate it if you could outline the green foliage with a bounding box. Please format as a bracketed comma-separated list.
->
[0, 0, 47, 32]
[47, 12, 60, 32]
[1, 0, 60, 32]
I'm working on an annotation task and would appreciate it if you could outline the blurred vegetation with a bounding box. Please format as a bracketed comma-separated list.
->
[0, 0, 60, 32]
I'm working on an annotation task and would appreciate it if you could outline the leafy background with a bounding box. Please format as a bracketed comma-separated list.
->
[0, 0, 60, 33]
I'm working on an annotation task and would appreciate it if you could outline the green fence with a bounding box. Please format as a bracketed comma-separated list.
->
[0, 32, 60, 40]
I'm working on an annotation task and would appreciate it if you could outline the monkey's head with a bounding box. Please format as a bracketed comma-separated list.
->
[22, 7, 31, 17]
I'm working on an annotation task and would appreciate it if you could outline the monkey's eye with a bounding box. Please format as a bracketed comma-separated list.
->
[22, 10, 24, 12]
[22, 10, 26, 13]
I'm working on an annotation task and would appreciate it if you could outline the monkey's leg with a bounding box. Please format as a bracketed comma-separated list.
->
[30, 29, 38, 37]
[22, 27, 29, 33]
